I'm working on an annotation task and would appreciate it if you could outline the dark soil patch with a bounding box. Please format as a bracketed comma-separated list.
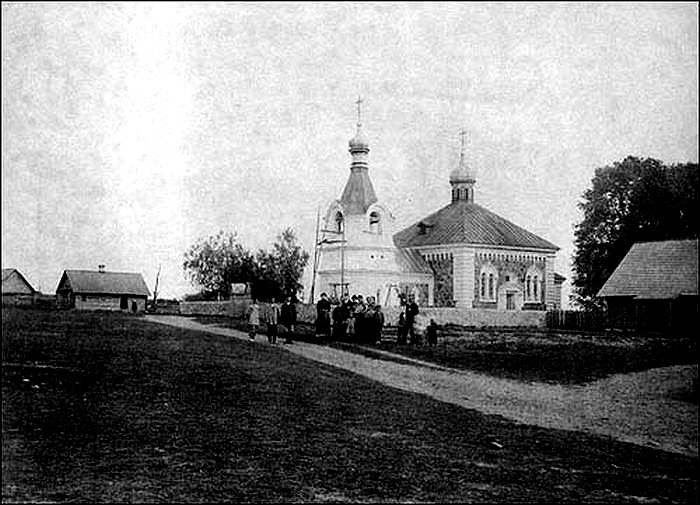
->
[3, 308, 697, 502]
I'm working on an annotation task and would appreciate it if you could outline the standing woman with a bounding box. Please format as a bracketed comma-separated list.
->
[315, 292, 331, 340]
[280, 296, 297, 344]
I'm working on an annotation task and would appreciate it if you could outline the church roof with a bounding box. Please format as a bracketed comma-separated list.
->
[339, 169, 378, 215]
[597, 239, 698, 299]
[393, 201, 558, 250]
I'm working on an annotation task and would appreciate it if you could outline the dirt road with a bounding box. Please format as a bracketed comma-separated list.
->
[146, 315, 698, 458]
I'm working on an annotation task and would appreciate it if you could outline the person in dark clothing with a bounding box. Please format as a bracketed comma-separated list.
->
[353, 295, 367, 342]
[397, 311, 406, 344]
[280, 296, 297, 344]
[426, 318, 439, 347]
[364, 297, 376, 343]
[315, 292, 331, 340]
[405, 294, 419, 345]
[372, 304, 385, 343]
[265, 298, 280, 344]
[332, 302, 347, 340]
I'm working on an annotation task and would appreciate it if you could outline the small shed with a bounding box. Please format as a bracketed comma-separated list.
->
[597, 239, 698, 332]
[56, 266, 150, 312]
[2, 268, 37, 306]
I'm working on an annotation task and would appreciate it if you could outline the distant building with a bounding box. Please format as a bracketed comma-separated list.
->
[56, 265, 150, 312]
[314, 101, 563, 310]
[597, 239, 698, 332]
[2, 268, 37, 306]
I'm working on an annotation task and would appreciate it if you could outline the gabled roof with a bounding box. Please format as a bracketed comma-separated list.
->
[393, 201, 558, 251]
[57, 270, 150, 297]
[2, 268, 36, 294]
[597, 239, 698, 299]
[339, 168, 378, 215]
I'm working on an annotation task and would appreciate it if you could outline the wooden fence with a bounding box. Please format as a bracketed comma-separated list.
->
[546, 310, 607, 331]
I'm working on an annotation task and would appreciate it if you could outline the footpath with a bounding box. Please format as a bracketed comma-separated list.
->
[145, 315, 698, 458]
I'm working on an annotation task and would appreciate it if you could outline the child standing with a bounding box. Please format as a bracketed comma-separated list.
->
[247, 299, 260, 341]
[426, 318, 439, 347]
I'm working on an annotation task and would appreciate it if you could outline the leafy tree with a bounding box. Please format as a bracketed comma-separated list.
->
[254, 228, 310, 301]
[183, 231, 256, 299]
[183, 228, 309, 301]
[572, 156, 698, 308]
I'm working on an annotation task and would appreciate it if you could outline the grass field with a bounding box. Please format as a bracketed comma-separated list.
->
[3, 308, 698, 502]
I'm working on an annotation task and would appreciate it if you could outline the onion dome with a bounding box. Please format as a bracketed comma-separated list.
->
[348, 123, 370, 152]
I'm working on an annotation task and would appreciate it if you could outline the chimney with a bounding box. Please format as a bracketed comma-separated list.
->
[98, 264, 105, 273]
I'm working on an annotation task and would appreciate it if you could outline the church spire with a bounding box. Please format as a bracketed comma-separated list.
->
[449, 128, 476, 203]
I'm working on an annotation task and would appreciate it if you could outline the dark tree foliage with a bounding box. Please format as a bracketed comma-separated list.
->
[183, 231, 257, 299]
[183, 228, 309, 302]
[572, 156, 698, 309]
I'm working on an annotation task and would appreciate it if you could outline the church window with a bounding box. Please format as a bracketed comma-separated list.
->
[526, 276, 532, 299]
[525, 266, 543, 302]
[480, 263, 497, 302]
[335, 211, 344, 234]
[369, 211, 381, 234]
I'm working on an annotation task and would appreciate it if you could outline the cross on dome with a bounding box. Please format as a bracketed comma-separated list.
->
[349, 96, 369, 153]
[356, 95, 363, 126]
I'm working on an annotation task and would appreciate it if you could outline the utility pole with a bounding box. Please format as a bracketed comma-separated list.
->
[153, 264, 161, 306]
[309, 207, 321, 304]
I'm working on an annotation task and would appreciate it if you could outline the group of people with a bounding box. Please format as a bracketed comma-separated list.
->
[246, 296, 297, 345]
[248, 292, 441, 347]
[315, 292, 385, 343]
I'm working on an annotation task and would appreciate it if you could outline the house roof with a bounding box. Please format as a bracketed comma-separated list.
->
[339, 168, 378, 215]
[393, 201, 559, 251]
[597, 239, 698, 300]
[58, 270, 150, 297]
[2, 268, 36, 294]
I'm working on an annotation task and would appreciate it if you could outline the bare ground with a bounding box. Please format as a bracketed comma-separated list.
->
[146, 315, 698, 458]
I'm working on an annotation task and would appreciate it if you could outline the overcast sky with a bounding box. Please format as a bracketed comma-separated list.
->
[2, 2, 698, 304]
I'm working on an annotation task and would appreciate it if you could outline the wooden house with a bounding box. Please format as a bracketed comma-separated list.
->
[2, 268, 37, 306]
[597, 239, 698, 333]
[56, 266, 150, 312]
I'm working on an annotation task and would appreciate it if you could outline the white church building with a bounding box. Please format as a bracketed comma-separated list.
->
[313, 102, 563, 310]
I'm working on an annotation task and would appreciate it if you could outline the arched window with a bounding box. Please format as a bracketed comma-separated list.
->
[369, 211, 381, 234]
[533, 275, 539, 300]
[526, 275, 532, 299]
[525, 266, 543, 302]
[480, 272, 486, 298]
[335, 211, 344, 234]
[488, 274, 494, 299]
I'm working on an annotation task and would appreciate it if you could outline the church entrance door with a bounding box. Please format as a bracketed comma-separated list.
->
[506, 293, 515, 310]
